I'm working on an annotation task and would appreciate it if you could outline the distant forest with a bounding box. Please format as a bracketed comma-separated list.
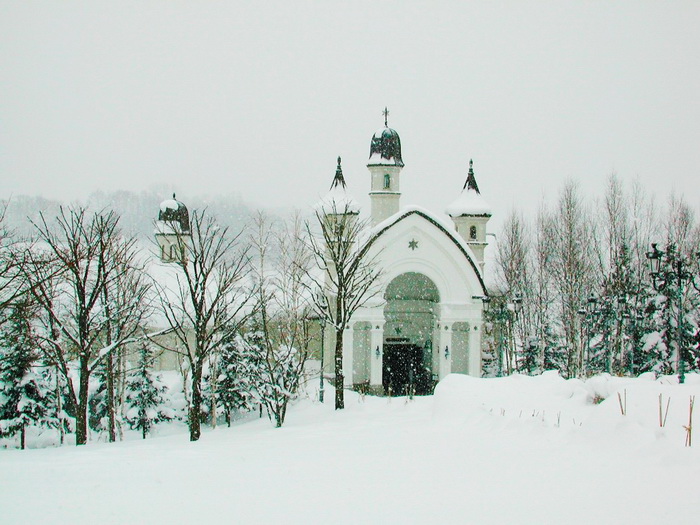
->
[1, 189, 260, 240]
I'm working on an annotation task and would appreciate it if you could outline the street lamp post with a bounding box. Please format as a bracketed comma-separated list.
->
[484, 294, 522, 377]
[645, 243, 698, 384]
[577, 293, 597, 377]
[622, 309, 645, 377]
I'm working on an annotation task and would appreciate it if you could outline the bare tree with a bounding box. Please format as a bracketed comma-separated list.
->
[98, 232, 152, 442]
[22, 207, 149, 445]
[495, 209, 530, 373]
[305, 203, 382, 410]
[548, 181, 595, 377]
[248, 211, 314, 427]
[155, 209, 252, 441]
[0, 202, 26, 310]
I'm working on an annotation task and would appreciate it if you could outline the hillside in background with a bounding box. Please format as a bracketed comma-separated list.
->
[1, 189, 261, 240]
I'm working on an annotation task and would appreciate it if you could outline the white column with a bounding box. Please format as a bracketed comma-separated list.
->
[469, 319, 483, 377]
[438, 322, 453, 380]
[342, 324, 354, 387]
[369, 322, 385, 388]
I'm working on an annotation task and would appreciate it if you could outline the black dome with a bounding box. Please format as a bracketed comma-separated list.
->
[368, 126, 404, 167]
[158, 194, 190, 233]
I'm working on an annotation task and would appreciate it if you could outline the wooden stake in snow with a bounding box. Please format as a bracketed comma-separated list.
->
[684, 396, 694, 447]
[658, 393, 670, 428]
[617, 389, 627, 416]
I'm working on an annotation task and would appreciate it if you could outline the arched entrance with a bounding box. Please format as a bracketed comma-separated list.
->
[383, 272, 439, 395]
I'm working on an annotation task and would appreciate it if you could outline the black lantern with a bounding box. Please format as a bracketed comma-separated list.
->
[645, 243, 663, 278]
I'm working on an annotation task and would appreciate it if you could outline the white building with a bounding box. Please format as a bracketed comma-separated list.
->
[317, 114, 491, 395]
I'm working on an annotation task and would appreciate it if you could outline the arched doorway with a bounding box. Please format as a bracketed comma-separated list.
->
[383, 272, 439, 395]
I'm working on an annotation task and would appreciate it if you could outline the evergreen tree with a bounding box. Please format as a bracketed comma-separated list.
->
[519, 337, 539, 375]
[124, 343, 173, 439]
[542, 323, 565, 373]
[216, 336, 260, 427]
[88, 365, 108, 434]
[0, 301, 55, 449]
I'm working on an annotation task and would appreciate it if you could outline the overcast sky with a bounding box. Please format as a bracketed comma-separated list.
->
[2, 2, 699, 231]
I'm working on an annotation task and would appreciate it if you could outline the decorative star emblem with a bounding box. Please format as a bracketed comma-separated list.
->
[408, 238, 419, 250]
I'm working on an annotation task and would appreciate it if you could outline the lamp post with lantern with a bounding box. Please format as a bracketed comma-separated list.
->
[482, 294, 522, 376]
[645, 243, 699, 384]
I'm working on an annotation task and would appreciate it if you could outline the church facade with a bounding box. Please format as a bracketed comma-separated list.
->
[317, 114, 491, 395]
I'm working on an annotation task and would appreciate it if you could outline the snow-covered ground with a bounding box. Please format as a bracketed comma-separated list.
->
[2, 373, 699, 524]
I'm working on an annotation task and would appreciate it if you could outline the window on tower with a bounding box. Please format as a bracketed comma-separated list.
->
[470, 225, 477, 240]
[384, 173, 391, 189]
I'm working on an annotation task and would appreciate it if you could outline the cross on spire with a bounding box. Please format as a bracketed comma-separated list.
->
[382, 107, 389, 127]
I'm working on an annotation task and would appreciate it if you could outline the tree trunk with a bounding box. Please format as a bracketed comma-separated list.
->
[209, 360, 217, 430]
[76, 360, 90, 445]
[188, 362, 203, 441]
[334, 328, 344, 410]
[106, 352, 116, 442]
[20, 422, 26, 450]
[55, 365, 64, 445]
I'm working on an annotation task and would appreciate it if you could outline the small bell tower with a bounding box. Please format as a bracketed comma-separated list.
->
[368, 108, 404, 226]
[446, 160, 492, 273]
[154, 194, 191, 263]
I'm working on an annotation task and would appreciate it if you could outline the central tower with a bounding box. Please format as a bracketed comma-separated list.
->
[368, 108, 404, 226]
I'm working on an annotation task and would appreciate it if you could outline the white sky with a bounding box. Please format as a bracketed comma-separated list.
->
[2, 2, 699, 232]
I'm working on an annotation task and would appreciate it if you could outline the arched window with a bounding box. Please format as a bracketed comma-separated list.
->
[383, 173, 391, 189]
[469, 225, 477, 240]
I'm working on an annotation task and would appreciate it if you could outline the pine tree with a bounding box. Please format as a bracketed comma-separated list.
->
[124, 343, 173, 439]
[0, 301, 55, 449]
[542, 323, 565, 373]
[519, 337, 540, 375]
[216, 336, 260, 427]
[88, 365, 108, 434]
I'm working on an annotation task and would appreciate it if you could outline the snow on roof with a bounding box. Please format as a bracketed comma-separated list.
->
[445, 187, 492, 217]
[159, 199, 180, 212]
[365, 205, 487, 290]
[367, 151, 399, 166]
[314, 185, 360, 215]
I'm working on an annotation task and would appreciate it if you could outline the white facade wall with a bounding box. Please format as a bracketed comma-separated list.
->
[339, 210, 486, 390]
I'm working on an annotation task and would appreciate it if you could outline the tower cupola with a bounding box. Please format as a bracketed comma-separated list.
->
[155, 193, 191, 263]
[368, 108, 404, 225]
[446, 160, 492, 273]
[368, 110, 404, 167]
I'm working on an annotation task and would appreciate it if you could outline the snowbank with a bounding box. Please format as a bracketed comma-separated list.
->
[1, 373, 698, 524]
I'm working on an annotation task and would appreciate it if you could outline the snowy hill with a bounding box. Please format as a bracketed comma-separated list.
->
[1, 373, 698, 524]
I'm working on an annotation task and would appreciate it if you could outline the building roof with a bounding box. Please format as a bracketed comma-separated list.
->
[315, 157, 360, 215]
[445, 160, 492, 217]
[362, 205, 488, 295]
[156, 194, 190, 233]
[367, 109, 404, 167]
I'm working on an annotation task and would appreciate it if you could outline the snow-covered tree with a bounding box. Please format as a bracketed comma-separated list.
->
[216, 336, 260, 427]
[0, 300, 55, 449]
[124, 343, 173, 439]
[249, 212, 315, 427]
[155, 209, 253, 441]
[306, 199, 383, 410]
[21, 207, 149, 445]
